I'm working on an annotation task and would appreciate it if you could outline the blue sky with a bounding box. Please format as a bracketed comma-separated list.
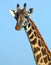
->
[0, 0, 51, 65]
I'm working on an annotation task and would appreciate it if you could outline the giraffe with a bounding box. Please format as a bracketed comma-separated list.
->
[9, 3, 51, 65]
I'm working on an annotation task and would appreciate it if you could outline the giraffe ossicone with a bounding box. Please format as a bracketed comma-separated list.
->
[10, 3, 51, 65]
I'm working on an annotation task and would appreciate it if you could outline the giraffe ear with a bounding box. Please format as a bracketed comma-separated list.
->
[9, 9, 15, 17]
[28, 8, 33, 15]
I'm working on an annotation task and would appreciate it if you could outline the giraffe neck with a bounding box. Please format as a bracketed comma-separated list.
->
[24, 19, 51, 65]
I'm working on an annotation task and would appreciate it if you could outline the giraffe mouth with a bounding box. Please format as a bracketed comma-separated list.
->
[15, 22, 22, 30]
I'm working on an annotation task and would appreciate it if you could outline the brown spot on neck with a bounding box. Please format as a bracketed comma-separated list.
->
[34, 31, 38, 37]
[38, 39, 44, 47]
[27, 29, 32, 35]
[41, 48, 46, 55]
[48, 62, 51, 65]
[29, 34, 34, 39]
[31, 38, 37, 45]
[44, 56, 48, 63]
[33, 47, 40, 54]
[40, 58, 43, 63]
[36, 53, 41, 63]
[47, 54, 51, 61]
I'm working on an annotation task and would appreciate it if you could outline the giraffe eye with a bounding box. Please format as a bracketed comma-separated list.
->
[25, 16, 29, 18]
[22, 20, 28, 26]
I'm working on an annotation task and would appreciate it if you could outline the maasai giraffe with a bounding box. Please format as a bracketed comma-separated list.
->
[9, 3, 51, 65]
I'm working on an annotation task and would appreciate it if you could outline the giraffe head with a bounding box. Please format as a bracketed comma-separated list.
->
[9, 3, 33, 30]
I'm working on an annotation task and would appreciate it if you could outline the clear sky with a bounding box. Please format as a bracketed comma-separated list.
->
[0, 0, 51, 65]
